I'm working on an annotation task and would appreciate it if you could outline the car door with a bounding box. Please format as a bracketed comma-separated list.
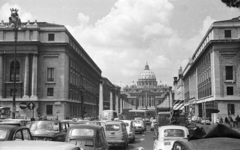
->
[101, 127, 108, 150]
[122, 123, 128, 142]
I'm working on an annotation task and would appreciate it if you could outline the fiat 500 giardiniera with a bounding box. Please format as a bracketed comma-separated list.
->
[29, 120, 69, 141]
[65, 124, 109, 150]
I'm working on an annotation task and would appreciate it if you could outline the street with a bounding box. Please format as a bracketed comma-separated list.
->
[109, 125, 154, 150]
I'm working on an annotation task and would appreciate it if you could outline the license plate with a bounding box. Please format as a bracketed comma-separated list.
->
[109, 134, 115, 138]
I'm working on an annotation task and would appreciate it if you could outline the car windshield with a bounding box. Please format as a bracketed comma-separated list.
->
[69, 128, 94, 137]
[0, 130, 8, 140]
[30, 121, 59, 132]
[106, 124, 120, 131]
[134, 121, 141, 124]
[164, 129, 185, 137]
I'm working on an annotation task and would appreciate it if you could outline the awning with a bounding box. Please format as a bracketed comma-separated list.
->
[173, 100, 184, 110]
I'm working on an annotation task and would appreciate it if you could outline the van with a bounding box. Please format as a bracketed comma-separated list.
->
[105, 121, 128, 148]
[121, 120, 135, 143]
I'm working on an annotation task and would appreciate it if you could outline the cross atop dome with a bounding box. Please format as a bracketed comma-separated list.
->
[144, 62, 149, 70]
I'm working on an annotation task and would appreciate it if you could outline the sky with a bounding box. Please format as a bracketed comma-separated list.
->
[0, 0, 239, 88]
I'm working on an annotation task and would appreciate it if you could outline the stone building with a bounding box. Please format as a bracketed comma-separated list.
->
[98, 77, 122, 119]
[180, 17, 240, 123]
[0, 21, 101, 120]
[122, 63, 172, 112]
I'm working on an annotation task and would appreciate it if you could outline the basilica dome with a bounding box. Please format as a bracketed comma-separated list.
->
[138, 63, 156, 80]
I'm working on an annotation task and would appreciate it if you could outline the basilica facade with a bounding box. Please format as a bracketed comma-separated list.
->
[122, 63, 172, 111]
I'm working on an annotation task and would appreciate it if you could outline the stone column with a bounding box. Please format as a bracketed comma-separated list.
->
[169, 87, 173, 110]
[99, 82, 103, 119]
[30, 55, 38, 99]
[120, 98, 122, 113]
[115, 95, 119, 114]
[110, 91, 113, 110]
[0, 55, 2, 98]
[23, 55, 29, 99]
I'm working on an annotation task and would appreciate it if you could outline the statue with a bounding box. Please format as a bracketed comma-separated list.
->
[9, 8, 21, 29]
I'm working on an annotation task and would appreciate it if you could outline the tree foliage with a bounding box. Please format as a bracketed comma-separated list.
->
[221, 0, 240, 8]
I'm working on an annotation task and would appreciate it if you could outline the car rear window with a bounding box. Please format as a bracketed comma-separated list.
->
[106, 124, 120, 131]
[164, 129, 185, 137]
[30, 121, 59, 132]
[0, 130, 8, 140]
[70, 129, 94, 137]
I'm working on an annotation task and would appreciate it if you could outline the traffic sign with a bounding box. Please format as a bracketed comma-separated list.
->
[19, 102, 28, 109]
[27, 102, 35, 110]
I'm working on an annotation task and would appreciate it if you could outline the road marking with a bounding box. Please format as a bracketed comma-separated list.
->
[140, 138, 145, 141]
[142, 134, 145, 136]
[137, 147, 144, 150]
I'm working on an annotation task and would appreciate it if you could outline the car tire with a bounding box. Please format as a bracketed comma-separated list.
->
[140, 130, 143, 134]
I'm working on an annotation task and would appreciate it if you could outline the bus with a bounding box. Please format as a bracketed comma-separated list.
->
[102, 110, 118, 120]
[128, 109, 155, 121]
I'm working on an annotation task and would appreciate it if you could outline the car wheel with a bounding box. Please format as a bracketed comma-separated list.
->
[140, 130, 143, 134]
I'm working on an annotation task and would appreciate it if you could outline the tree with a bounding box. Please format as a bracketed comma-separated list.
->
[221, 0, 240, 8]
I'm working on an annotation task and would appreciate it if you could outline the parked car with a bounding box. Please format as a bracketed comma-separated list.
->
[0, 141, 81, 150]
[133, 120, 145, 134]
[172, 124, 240, 150]
[143, 118, 150, 125]
[105, 120, 128, 148]
[122, 120, 136, 143]
[153, 125, 189, 150]
[65, 124, 109, 150]
[0, 125, 33, 141]
[29, 120, 69, 141]
[2, 118, 31, 126]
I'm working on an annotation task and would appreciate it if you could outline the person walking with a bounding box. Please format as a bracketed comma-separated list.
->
[219, 117, 223, 124]
[229, 116, 234, 128]
[236, 115, 240, 128]
[225, 117, 229, 126]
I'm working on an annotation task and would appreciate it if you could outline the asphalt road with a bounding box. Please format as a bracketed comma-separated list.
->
[109, 125, 154, 150]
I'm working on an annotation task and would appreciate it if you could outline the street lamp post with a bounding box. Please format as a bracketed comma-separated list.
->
[9, 8, 21, 119]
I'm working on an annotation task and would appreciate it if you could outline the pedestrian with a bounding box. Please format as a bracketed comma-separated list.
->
[225, 117, 229, 126]
[229, 116, 234, 128]
[219, 117, 223, 124]
[235, 115, 240, 127]
[56, 116, 58, 120]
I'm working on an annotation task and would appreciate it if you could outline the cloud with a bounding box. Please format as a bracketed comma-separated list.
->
[65, 0, 176, 84]
[67, 0, 216, 86]
[0, 3, 36, 22]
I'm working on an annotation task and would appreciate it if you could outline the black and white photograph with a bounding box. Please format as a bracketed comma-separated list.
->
[1, 0, 240, 150]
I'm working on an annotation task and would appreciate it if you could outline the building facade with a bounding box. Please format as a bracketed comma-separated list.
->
[179, 17, 240, 123]
[0, 21, 101, 120]
[98, 77, 122, 119]
[122, 63, 172, 112]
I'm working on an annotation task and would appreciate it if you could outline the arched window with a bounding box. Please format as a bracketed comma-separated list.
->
[10, 61, 20, 81]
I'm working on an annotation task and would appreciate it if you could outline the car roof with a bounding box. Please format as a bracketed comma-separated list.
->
[0, 141, 79, 150]
[105, 121, 124, 124]
[176, 137, 240, 150]
[31, 120, 60, 123]
[0, 122, 21, 126]
[158, 125, 188, 130]
[121, 120, 132, 123]
[68, 124, 102, 130]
